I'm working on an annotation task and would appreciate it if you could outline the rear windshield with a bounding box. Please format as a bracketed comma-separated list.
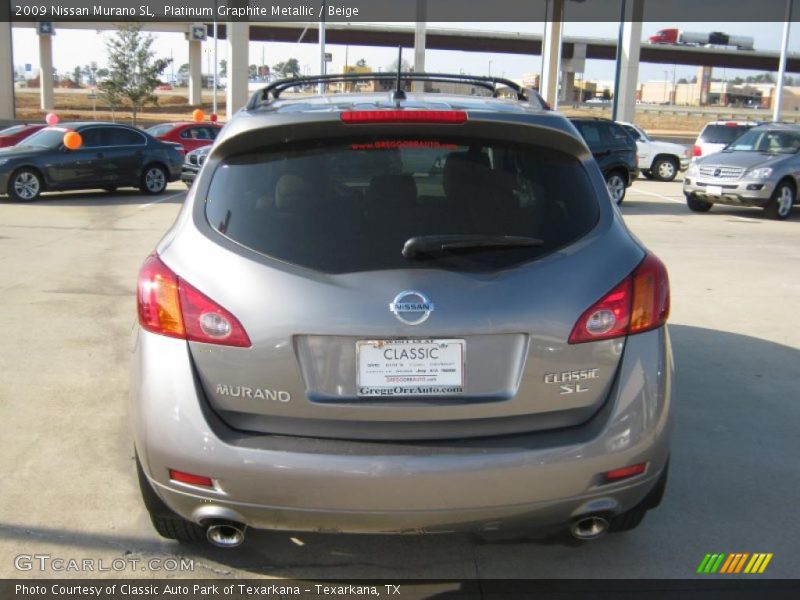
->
[205, 137, 600, 274]
[700, 124, 753, 145]
[146, 124, 175, 137]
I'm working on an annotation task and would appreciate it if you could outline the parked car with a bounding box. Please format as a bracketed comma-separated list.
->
[569, 117, 639, 204]
[684, 123, 800, 219]
[0, 122, 184, 201]
[180, 145, 209, 187]
[0, 123, 46, 148]
[692, 120, 758, 159]
[132, 75, 672, 547]
[145, 122, 222, 153]
[617, 121, 690, 182]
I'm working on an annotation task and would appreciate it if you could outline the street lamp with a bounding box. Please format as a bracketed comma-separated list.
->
[488, 60, 493, 77]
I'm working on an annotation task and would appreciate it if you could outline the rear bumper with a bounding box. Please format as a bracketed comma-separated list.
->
[131, 327, 673, 534]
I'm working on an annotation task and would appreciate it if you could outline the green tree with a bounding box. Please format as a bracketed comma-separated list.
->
[98, 23, 172, 125]
[273, 58, 301, 78]
[71, 65, 83, 86]
[356, 58, 368, 67]
[219, 59, 227, 78]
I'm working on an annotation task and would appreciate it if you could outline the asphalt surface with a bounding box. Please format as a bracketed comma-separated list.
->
[0, 178, 798, 585]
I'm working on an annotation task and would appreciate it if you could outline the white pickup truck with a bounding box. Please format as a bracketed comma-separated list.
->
[618, 121, 691, 182]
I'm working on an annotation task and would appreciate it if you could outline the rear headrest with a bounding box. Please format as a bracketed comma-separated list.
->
[367, 174, 418, 208]
[275, 174, 316, 213]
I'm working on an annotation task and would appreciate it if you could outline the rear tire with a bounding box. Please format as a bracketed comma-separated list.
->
[136, 453, 206, 543]
[140, 165, 168, 195]
[652, 157, 679, 182]
[605, 171, 628, 205]
[686, 193, 713, 213]
[764, 180, 795, 220]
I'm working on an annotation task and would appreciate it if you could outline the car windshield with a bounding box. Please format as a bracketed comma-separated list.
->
[726, 129, 800, 154]
[17, 127, 68, 149]
[700, 124, 753, 145]
[205, 136, 600, 274]
[0, 125, 28, 136]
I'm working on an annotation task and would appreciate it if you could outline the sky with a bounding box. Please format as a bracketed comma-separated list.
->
[10, 21, 800, 84]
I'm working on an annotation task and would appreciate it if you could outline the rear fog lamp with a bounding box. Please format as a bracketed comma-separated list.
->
[169, 469, 214, 488]
[604, 462, 648, 482]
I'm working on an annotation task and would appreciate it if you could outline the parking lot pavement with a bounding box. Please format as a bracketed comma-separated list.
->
[0, 179, 798, 581]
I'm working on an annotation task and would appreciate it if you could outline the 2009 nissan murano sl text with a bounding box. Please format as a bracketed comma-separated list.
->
[131, 73, 673, 548]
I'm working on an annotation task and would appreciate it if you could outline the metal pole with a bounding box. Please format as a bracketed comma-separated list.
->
[611, 0, 626, 121]
[318, 1, 326, 94]
[773, 0, 793, 122]
[213, 19, 218, 117]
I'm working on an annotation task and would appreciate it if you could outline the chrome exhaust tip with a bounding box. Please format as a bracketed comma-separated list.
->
[570, 515, 610, 540]
[206, 521, 246, 548]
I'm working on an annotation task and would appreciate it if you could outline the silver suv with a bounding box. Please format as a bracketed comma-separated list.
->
[684, 124, 800, 220]
[132, 73, 673, 548]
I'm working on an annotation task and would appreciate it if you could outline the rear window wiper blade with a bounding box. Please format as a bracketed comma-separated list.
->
[402, 234, 544, 259]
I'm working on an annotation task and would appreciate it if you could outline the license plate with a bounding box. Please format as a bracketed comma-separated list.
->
[356, 339, 465, 397]
[706, 185, 723, 196]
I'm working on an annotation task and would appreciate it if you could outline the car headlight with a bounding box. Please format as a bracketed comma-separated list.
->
[746, 167, 773, 179]
[687, 163, 699, 176]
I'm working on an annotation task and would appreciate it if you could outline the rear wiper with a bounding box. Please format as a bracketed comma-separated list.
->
[402, 234, 543, 259]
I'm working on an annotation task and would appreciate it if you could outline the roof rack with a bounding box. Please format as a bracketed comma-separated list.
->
[245, 72, 550, 110]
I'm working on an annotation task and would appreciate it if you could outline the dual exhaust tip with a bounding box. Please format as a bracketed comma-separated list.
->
[570, 515, 610, 540]
[204, 516, 609, 547]
[206, 520, 246, 548]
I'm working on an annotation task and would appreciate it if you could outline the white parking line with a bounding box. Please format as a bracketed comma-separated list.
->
[631, 187, 685, 204]
[138, 191, 184, 210]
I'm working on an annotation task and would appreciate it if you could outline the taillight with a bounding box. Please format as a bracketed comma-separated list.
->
[692, 145, 702, 157]
[137, 254, 184, 338]
[341, 110, 467, 124]
[137, 254, 251, 347]
[569, 253, 669, 344]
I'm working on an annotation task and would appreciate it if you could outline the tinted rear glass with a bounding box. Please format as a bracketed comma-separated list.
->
[205, 137, 599, 274]
[146, 124, 175, 137]
[700, 125, 753, 145]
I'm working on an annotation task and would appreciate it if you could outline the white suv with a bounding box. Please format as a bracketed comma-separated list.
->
[692, 121, 758, 160]
[618, 122, 690, 182]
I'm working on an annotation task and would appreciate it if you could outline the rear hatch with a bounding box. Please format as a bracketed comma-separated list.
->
[171, 115, 643, 440]
[697, 123, 755, 157]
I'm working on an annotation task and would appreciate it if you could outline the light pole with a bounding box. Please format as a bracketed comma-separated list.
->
[488, 60, 492, 77]
[213, 14, 218, 117]
[774, 0, 793, 121]
[319, 1, 327, 94]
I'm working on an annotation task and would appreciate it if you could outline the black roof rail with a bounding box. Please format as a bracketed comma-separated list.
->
[245, 72, 550, 111]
